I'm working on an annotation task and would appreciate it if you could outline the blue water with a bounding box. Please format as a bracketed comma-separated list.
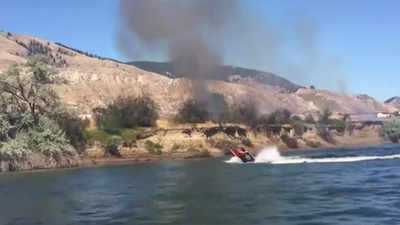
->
[1, 144, 400, 225]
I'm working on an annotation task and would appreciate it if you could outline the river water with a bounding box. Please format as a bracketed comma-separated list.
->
[1, 144, 400, 225]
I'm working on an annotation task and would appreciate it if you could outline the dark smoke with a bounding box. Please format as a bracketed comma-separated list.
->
[117, 0, 345, 116]
[118, 0, 239, 117]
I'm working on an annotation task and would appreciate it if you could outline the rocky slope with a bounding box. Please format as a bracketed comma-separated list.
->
[385, 96, 400, 109]
[0, 32, 396, 117]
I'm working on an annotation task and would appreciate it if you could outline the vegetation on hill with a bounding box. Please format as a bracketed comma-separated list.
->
[381, 119, 400, 143]
[54, 42, 123, 63]
[88, 95, 159, 154]
[0, 57, 81, 158]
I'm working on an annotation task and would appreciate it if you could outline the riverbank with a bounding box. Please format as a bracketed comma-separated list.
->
[0, 120, 388, 173]
[0, 136, 389, 173]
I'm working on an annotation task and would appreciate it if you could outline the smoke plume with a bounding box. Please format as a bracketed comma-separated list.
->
[117, 0, 345, 115]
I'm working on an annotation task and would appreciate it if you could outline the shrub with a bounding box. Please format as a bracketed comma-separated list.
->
[330, 119, 346, 133]
[85, 129, 109, 144]
[319, 108, 332, 124]
[105, 135, 122, 156]
[381, 119, 400, 143]
[187, 147, 201, 153]
[293, 122, 306, 137]
[0, 114, 11, 141]
[171, 143, 181, 152]
[0, 134, 31, 159]
[267, 109, 292, 125]
[50, 108, 88, 151]
[1, 116, 77, 157]
[120, 129, 137, 145]
[305, 114, 315, 124]
[96, 95, 159, 130]
[145, 140, 163, 155]
[281, 134, 298, 148]
[175, 100, 209, 123]
[228, 101, 259, 128]
[26, 116, 76, 156]
[316, 124, 336, 144]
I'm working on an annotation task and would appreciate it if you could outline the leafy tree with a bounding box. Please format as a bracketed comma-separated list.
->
[175, 99, 209, 123]
[228, 100, 259, 128]
[0, 115, 75, 158]
[0, 114, 11, 141]
[319, 108, 332, 124]
[0, 58, 60, 124]
[381, 119, 400, 143]
[96, 95, 159, 131]
[305, 114, 315, 124]
[50, 107, 88, 151]
[266, 109, 292, 125]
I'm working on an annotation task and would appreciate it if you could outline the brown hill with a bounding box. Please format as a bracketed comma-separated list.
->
[0, 32, 396, 117]
[385, 97, 400, 110]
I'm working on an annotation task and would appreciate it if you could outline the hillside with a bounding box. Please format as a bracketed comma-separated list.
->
[0, 31, 396, 117]
[129, 61, 303, 92]
[385, 96, 400, 109]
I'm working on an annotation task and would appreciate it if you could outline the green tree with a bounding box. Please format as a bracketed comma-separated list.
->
[381, 119, 400, 143]
[96, 95, 159, 131]
[175, 99, 209, 123]
[319, 108, 332, 124]
[305, 114, 315, 124]
[0, 58, 60, 124]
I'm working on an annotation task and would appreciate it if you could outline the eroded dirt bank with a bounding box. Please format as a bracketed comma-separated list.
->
[0, 121, 387, 173]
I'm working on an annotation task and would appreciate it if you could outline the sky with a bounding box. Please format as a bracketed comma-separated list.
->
[0, 0, 399, 101]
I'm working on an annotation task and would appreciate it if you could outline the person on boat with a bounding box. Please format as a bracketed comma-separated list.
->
[232, 147, 254, 162]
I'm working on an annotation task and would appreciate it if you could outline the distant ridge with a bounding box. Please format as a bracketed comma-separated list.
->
[385, 96, 400, 109]
[128, 61, 303, 92]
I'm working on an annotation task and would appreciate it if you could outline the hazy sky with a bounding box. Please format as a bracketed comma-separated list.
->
[1, 0, 399, 101]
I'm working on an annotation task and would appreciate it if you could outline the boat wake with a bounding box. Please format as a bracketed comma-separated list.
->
[225, 146, 400, 164]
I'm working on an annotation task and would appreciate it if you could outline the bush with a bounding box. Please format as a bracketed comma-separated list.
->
[293, 122, 306, 137]
[171, 143, 181, 152]
[96, 95, 159, 130]
[187, 147, 201, 153]
[50, 108, 88, 151]
[85, 129, 109, 144]
[175, 100, 209, 123]
[381, 119, 400, 143]
[319, 108, 332, 124]
[0, 135, 31, 159]
[0, 114, 11, 141]
[1, 116, 76, 158]
[281, 134, 298, 148]
[330, 119, 346, 133]
[105, 135, 122, 156]
[26, 116, 76, 156]
[268, 109, 292, 124]
[228, 101, 259, 128]
[305, 114, 315, 124]
[145, 140, 163, 155]
[120, 129, 137, 145]
[316, 124, 336, 144]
